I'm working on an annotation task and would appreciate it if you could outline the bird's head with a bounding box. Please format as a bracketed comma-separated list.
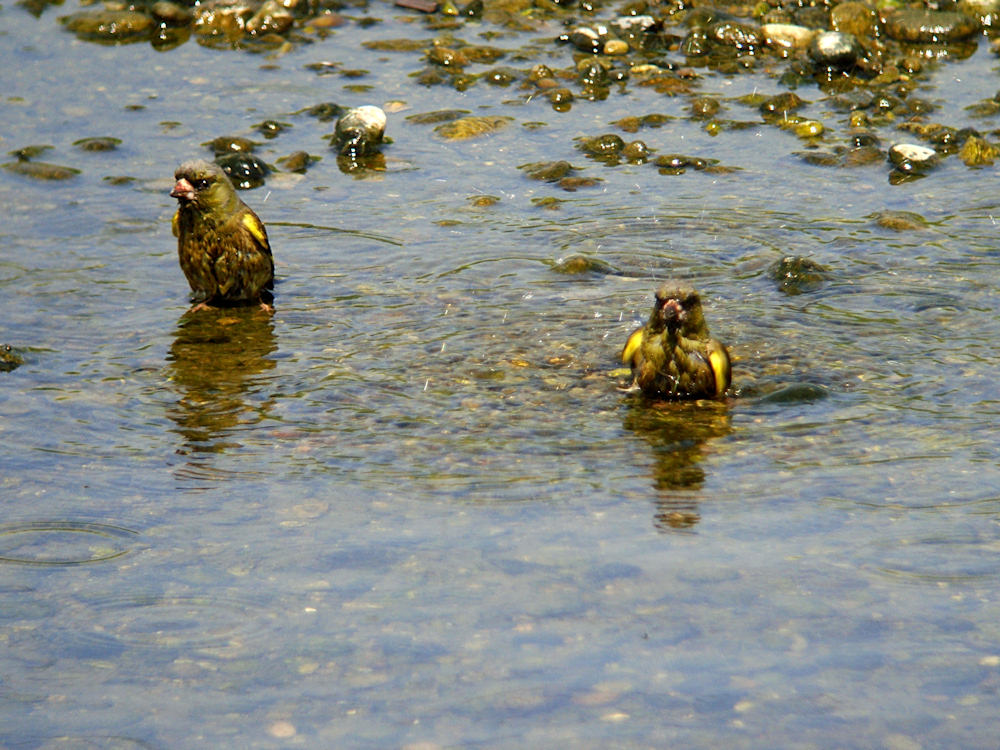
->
[651, 284, 708, 336]
[171, 159, 239, 216]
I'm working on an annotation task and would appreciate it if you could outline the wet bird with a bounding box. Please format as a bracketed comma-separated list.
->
[170, 159, 274, 311]
[621, 284, 731, 399]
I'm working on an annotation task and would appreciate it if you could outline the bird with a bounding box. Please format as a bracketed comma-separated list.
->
[170, 159, 274, 311]
[621, 284, 731, 399]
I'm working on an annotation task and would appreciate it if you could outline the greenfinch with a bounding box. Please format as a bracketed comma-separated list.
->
[621, 284, 731, 399]
[170, 159, 274, 310]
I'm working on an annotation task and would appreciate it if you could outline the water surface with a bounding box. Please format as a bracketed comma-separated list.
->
[3, 3, 1000, 747]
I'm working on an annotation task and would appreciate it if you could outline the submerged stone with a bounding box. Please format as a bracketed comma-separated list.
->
[151, 1, 193, 25]
[551, 255, 617, 275]
[769, 256, 829, 295]
[405, 109, 470, 125]
[759, 382, 830, 403]
[690, 97, 720, 119]
[578, 133, 625, 156]
[8, 145, 52, 160]
[277, 151, 317, 172]
[760, 92, 805, 116]
[519, 160, 576, 181]
[793, 120, 824, 138]
[434, 116, 513, 140]
[959, 135, 1000, 166]
[246, 0, 293, 35]
[708, 20, 763, 51]
[653, 154, 718, 173]
[0, 345, 24, 372]
[884, 9, 979, 43]
[62, 9, 154, 42]
[73, 136, 121, 152]
[622, 140, 651, 161]
[254, 120, 292, 139]
[426, 46, 468, 67]
[872, 210, 927, 231]
[2, 161, 80, 180]
[203, 136, 259, 155]
[830, 2, 878, 39]
[300, 102, 345, 122]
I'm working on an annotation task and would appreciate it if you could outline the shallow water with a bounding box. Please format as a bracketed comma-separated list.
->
[3, 2, 1000, 747]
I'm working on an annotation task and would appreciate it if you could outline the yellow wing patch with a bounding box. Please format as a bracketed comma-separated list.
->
[621, 326, 644, 365]
[241, 213, 268, 246]
[171, 210, 179, 238]
[707, 342, 731, 397]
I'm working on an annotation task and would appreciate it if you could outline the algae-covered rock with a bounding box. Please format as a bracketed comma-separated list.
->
[434, 116, 513, 140]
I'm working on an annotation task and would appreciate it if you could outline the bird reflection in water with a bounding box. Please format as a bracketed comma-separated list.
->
[621, 397, 732, 531]
[165, 307, 277, 480]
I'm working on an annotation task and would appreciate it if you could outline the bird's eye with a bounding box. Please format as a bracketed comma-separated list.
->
[194, 179, 210, 189]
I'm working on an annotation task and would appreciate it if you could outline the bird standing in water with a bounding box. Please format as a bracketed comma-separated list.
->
[170, 159, 274, 311]
[621, 284, 731, 399]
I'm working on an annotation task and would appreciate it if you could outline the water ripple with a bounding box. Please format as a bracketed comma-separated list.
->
[0, 521, 140, 567]
[63, 593, 278, 651]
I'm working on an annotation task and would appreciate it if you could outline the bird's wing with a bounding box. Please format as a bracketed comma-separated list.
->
[621, 325, 644, 365]
[241, 212, 272, 258]
[706, 340, 731, 397]
[171, 210, 180, 238]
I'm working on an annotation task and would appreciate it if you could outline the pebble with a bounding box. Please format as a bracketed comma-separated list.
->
[770, 256, 829, 295]
[808, 31, 863, 69]
[73, 136, 121, 152]
[960, 0, 1000, 22]
[568, 27, 602, 54]
[434, 115, 511, 140]
[604, 39, 628, 55]
[204, 135, 258, 155]
[2, 161, 80, 180]
[888, 143, 938, 174]
[217, 152, 270, 189]
[760, 92, 805, 116]
[829, 1, 878, 39]
[276, 151, 314, 173]
[709, 20, 763, 51]
[883, 9, 979, 43]
[873, 210, 926, 231]
[578, 133, 625, 156]
[151, 0, 193, 25]
[761, 23, 815, 51]
[267, 720, 296, 739]
[959, 135, 1000, 166]
[61, 9, 154, 41]
[793, 120, 824, 138]
[520, 160, 575, 181]
[690, 96, 720, 118]
[0, 345, 24, 372]
[622, 140, 651, 161]
[247, 0, 294, 35]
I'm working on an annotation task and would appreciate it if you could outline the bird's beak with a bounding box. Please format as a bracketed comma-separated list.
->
[660, 298, 685, 324]
[171, 177, 195, 202]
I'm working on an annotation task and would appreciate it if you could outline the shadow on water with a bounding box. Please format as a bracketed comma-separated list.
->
[621, 396, 732, 531]
[164, 307, 277, 480]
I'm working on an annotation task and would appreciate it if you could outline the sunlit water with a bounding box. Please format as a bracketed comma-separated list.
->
[3, 2, 1000, 747]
